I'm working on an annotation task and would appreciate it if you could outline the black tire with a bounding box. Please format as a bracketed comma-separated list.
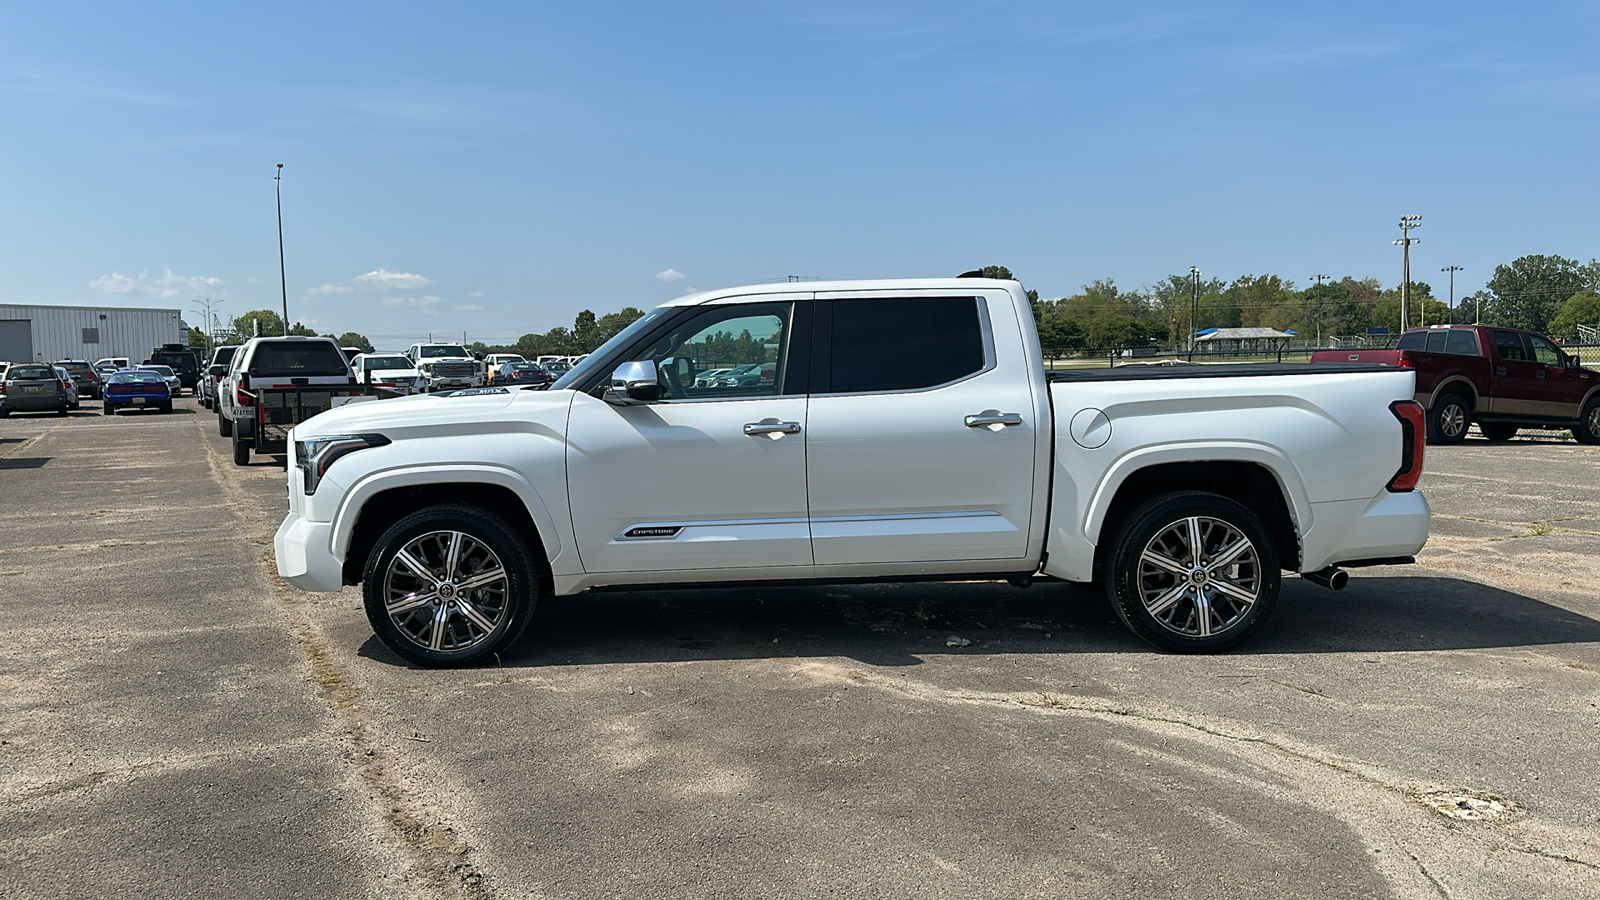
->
[219, 410, 233, 437]
[1105, 491, 1280, 653]
[0, 409, 10, 418]
[1575, 397, 1600, 446]
[1427, 394, 1471, 445]
[102, 404, 115, 416]
[362, 504, 539, 667]
[56, 404, 69, 417]
[232, 432, 250, 466]
[1480, 423, 1518, 442]
[159, 401, 173, 413]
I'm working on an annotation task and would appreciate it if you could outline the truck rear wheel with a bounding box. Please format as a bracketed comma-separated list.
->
[1427, 395, 1470, 445]
[232, 432, 250, 466]
[1105, 491, 1280, 653]
[219, 410, 233, 437]
[362, 505, 539, 667]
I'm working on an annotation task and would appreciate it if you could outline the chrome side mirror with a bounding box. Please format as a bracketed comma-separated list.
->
[605, 360, 661, 405]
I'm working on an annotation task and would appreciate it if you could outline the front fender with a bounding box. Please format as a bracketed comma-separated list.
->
[331, 463, 564, 567]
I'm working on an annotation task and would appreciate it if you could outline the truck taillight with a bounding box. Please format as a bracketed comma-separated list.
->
[1388, 400, 1425, 492]
[236, 387, 253, 406]
[1396, 358, 1415, 369]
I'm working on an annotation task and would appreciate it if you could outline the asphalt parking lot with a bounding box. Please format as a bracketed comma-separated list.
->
[2, 399, 1597, 899]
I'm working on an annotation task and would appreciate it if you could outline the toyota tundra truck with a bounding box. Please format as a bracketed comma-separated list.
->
[276, 277, 1431, 667]
[1311, 324, 1600, 445]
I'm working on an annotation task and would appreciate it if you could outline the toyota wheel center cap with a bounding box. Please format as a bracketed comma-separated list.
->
[1189, 568, 1208, 585]
[438, 582, 458, 599]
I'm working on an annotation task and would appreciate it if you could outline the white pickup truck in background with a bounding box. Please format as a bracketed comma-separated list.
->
[275, 277, 1430, 666]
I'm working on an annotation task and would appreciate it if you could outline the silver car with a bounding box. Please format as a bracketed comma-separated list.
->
[136, 365, 184, 397]
[52, 366, 81, 410]
[1, 363, 73, 416]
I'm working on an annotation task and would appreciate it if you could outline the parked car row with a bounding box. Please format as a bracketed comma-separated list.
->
[0, 358, 185, 416]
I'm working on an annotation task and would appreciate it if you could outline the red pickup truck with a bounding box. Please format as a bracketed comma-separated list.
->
[1311, 325, 1600, 445]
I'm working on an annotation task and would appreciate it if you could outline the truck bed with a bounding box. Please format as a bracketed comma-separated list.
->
[1047, 363, 1393, 383]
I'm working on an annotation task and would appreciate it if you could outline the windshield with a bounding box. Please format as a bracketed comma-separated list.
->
[361, 356, 413, 370]
[419, 345, 470, 358]
[551, 308, 670, 390]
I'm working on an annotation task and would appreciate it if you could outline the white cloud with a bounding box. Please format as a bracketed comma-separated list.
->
[308, 283, 355, 295]
[356, 269, 430, 290]
[381, 295, 443, 308]
[682, 285, 700, 295]
[452, 303, 484, 312]
[655, 268, 686, 282]
[89, 268, 222, 299]
[467, 290, 485, 298]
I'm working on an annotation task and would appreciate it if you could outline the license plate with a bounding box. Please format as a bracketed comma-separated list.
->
[133, 397, 145, 405]
[24, 385, 42, 393]
[231, 407, 250, 418]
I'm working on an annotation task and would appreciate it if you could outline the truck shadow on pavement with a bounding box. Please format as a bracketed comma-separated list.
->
[357, 574, 1600, 668]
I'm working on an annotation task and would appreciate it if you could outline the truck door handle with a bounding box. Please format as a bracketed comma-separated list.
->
[743, 421, 801, 435]
[1496, 366, 1506, 375]
[965, 413, 1023, 427]
[1536, 369, 1546, 379]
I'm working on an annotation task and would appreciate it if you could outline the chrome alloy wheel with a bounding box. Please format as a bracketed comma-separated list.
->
[1439, 403, 1467, 439]
[382, 530, 510, 653]
[1587, 404, 1600, 439]
[1135, 516, 1262, 638]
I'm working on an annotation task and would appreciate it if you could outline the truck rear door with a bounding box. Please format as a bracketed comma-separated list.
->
[803, 292, 1038, 566]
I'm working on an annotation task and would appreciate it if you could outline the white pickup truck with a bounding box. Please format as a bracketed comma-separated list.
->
[275, 277, 1430, 667]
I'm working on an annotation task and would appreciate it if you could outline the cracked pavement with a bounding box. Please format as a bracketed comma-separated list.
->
[2, 401, 1597, 899]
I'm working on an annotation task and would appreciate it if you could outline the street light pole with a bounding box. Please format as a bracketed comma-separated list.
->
[1311, 274, 1330, 347]
[191, 297, 223, 360]
[1441, 265, 1463, 324]
[1189, 266, 1201, 356]
[275, 163, 289, 336]
[1393, 215, 1422, 331]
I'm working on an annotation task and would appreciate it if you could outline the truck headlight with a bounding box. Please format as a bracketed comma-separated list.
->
[295, 433, 391, 495]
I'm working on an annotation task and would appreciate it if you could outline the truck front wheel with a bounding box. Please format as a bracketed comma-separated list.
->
[1427, 395, 1471, 445]
[362, 505, 539, 667]
[1105, 491, 1280, 653]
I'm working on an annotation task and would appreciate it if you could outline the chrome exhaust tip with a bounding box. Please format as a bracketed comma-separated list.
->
[1302, 567, 1348, 591]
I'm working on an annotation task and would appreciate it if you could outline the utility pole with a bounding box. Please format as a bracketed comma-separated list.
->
[191, 297, 224, 359]
[1441, 265, 1463, 324]
[275, 163, 289, 336]
[1310, 274, 1330, 347]
[1393, 215, 1422, 331]
[1189, 266, 1201, 355]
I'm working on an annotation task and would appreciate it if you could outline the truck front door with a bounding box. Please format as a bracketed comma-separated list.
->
[803, 293, 1039, 567]
[1524, 333, 1587, 417]
[1489, 330, 1543, 417]
[565, 299, 814, 574]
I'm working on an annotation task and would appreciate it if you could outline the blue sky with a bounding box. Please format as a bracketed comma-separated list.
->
[2, 1, 1596, 346]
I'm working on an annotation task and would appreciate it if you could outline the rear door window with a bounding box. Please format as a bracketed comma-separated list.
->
[823, 297, 986, 393]
[1424, 331, 1447, 351]
[1444, 330, 1478, 356]
[1493, 331, 1529, 361]
[249, 341, 351, 377]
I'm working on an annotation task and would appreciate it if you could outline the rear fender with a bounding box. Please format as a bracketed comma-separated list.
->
[1084, 442, 1313, 546]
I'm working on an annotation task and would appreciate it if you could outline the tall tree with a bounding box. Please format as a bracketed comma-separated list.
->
[337, 332, 375, 353]
[1548, 292, 1600, 340]
[1484, 254, 1589, 332]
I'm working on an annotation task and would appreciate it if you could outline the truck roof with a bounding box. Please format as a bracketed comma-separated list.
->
[661, 277, 1022, 307]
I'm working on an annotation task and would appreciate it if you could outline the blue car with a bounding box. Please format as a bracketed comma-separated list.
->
[102, 370, 172, 415]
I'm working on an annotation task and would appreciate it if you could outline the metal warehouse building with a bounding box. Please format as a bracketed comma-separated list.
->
[0, 304, 187, 365]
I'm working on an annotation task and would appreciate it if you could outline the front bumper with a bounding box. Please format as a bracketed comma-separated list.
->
[274, 515, 344, 591]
